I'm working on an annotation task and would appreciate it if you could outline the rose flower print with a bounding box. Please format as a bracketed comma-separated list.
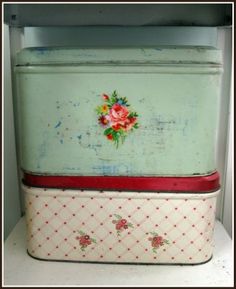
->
[96, 90, 139, 148]
[112, 214, 134, 236]
[148, 232, 170, 253]
[76, 230, 96, 251]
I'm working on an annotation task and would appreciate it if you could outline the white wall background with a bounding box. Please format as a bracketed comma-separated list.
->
[216, 27, 233, 237]
[3, 24, 21, 240]
[4, 25, 232, 239]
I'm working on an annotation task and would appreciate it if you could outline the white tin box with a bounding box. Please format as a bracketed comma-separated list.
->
[23, 178, 219, 265]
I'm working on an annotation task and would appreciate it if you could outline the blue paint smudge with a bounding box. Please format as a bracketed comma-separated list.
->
[92, 165, 114, 175]
[36, 131, 49, 168]
[35, 47, 48, 54]
[63, 167, 80, 171]
[60, 139, 63, 144]
[92, 164, 131, 175]
[154, 48, 162, 51]
[54, 121, 62, 128]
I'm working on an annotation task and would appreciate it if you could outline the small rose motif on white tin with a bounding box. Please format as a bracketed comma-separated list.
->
[96, 91, 139, 148]
[112, 214, 134, 236]
[148, 232, 170, 253]
[76, 230, 96, 251]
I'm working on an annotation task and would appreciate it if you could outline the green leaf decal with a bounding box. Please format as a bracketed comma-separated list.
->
[114, 214, 122, 220]
[104, 127, 114, 136]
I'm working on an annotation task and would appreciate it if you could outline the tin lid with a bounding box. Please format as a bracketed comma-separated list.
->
[23, 171, 220, 193]
[16, 46, 222, 66]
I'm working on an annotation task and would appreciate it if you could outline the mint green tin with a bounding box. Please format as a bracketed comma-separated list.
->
[15, 47, 222, 176]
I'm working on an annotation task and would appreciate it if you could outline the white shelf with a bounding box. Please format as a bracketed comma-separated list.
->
[4, 217, 233, 286]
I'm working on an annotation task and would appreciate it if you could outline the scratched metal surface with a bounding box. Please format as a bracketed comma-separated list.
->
[15, 47, 222, 176]
[16, 46, 222, 65]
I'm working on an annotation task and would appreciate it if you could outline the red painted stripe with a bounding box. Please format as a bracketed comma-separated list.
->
[23, 172, 220, 192]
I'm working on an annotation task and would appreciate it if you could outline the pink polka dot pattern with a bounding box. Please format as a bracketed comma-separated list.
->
[24, 185, 219, 264]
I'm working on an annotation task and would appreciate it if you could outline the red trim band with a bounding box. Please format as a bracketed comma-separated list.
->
[23, 172, 220, 192]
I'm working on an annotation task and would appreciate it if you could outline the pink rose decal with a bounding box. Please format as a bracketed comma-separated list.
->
[152, 236, 163, 247]
[78, 235, 91, 246]
[112, 214, 133, 236]
[76, 230, 96, 251]
[109, 103, 129, 124]
[148, 232, 170, 253]
[122, 117, 137, 132]
[96, 90, 139, 148]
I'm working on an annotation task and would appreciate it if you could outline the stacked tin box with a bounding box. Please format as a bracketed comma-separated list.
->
[15, 46, 222, 264]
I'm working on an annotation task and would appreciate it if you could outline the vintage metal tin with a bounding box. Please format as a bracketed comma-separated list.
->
[23, 183, 219, 264]
[15, 47, 222, 176]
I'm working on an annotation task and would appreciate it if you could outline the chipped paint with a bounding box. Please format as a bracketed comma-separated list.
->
[54, 121, 62, 128]
[16, 47, 222, 176]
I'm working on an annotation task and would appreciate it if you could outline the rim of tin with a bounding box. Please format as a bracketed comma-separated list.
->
[15, 46, 222, 66]
[23, 171, 220, 193]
